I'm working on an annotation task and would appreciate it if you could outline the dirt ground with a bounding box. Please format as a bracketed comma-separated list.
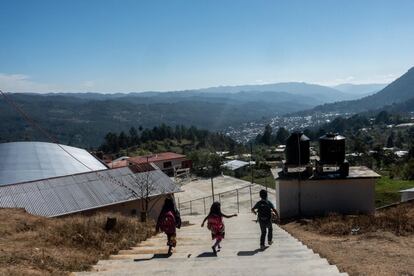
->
[283, 216, 414, 276]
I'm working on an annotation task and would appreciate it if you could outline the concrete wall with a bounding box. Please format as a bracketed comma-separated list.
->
[401, 191, 414, 202]
[276, 178, 376, 219]
[153, 158, 186, 170]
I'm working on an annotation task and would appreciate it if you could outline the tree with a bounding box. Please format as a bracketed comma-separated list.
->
[128, 127, 140, 146]
[275, 127, 290, 144]
[118, 131, 128, 149]
[131, 164, 159, 222]
[375, 111, 391, 125]
[402, 159, 414, 180]
[386, 132, 395, 148]
[262, 124, 273, 146]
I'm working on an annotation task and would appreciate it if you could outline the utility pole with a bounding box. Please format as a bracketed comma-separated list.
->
[250, 143, 254, 184]
[210, 166, 215, 201]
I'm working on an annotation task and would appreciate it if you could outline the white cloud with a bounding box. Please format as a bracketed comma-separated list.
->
[0, 73, 59, 93]
[82, 80, 95, 89]
[317, 73, 396, 86]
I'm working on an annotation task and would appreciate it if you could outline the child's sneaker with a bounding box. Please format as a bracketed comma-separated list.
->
[268, 241, 273, 245]
[212, 246, 217, 256]
[260, 244, 266, 250]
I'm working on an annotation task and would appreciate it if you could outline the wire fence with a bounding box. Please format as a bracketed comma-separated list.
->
[178, 184, 276, 216]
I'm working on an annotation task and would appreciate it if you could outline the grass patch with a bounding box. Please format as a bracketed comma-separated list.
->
[0, 208, 154, 275]
[375, 176, 414, 207]
[240, 175, 275, 188]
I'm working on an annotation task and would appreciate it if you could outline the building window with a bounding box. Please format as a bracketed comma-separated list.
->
[163, 161, 172, 168]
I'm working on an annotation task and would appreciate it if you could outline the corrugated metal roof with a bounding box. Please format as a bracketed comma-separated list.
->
[0, 141, 108, 185]
[222, 160, 251, 171]
[0, 166, 180, 217]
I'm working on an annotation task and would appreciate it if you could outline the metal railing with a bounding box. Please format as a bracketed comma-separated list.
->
[178, 183, 275, 216]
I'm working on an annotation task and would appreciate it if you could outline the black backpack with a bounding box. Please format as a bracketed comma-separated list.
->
[257, 200, 272, 222]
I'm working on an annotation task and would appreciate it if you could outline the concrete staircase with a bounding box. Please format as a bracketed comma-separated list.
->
[74, 214, 347, 276]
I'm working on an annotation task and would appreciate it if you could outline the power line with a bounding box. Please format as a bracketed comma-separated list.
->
[0, 89, 141, 198]
[0, 90, 59, 143]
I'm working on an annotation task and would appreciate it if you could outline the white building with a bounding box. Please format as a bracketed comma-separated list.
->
[272, 166, 380, 219]
[400, 187, 414, 202]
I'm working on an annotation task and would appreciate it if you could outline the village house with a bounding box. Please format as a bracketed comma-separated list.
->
[127, 152, 192, 176]
[0, 142, 181, 220]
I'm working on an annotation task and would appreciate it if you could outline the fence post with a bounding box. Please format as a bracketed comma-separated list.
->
[236, 189, 239, 213]
[203, 197, 206, 214]
[190, 200, 192, 215]
[249, 185, 253, 208]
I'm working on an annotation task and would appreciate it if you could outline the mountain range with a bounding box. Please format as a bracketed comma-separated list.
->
[299, 67, 414, 115]
[2, 72, 413, 147]
[332, 83, 387, 96]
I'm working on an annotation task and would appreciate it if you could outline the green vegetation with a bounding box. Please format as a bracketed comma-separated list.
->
[99, 124, 242, 155]
[375, 176, 414, 207]
[254, 124, 290, 146]
[187, 150, 222, 177]
[240, 174, 275, 189]
[0, 91, 312, 148]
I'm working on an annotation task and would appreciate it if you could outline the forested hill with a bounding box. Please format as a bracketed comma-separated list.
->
[296, 67, 414, 115]
[0, 92, 311, 148]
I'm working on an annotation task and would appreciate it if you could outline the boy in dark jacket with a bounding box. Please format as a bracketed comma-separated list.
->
[251, 189, 278, 250]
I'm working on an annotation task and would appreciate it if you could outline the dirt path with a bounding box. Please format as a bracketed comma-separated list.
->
[283, 223, 414, 276]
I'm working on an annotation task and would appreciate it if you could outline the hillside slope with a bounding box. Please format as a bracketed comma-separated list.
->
[302, 67, 414, 114]
[0, 93, 311, 147]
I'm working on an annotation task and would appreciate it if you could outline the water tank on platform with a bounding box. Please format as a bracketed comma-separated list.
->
[319, 133, 346, 165]
[285, 132, 310, 166]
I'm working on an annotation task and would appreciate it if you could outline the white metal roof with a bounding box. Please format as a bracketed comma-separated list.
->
[222, 160, 251, 171]
[0, 166, 180, 217]
[0, 142, 108, 185]
[400, 187, 414, 193]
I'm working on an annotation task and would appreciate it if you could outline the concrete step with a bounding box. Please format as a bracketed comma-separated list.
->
[108, 249, 318, 260]
[81, 262, 343, 276]
[99, 250, 320, 264]
[72, 213, 347, 276]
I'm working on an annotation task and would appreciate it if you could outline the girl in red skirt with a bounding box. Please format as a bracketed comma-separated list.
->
[201, 202, 237, 255]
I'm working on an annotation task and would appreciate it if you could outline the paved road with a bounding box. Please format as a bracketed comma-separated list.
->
[74, 214, 347, 276]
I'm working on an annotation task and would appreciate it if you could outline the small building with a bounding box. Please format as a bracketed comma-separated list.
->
[400, 187, 414, 202]
[222, 160, 254, 178]
[272, 166, 380, 219]
[107, 156, 130, 168]
[128, 152, 191, 176]
[0, 164, 181, 219]
[0, 142, 181, 220]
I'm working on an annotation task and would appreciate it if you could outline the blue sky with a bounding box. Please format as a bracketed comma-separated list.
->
[1, 0, 414, 93]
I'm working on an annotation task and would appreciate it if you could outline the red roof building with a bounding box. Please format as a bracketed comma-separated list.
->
[114, 152, 191, 176]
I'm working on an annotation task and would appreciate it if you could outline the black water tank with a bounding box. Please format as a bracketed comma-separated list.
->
[319, 133, 346, 164]
[285, 132, 310, 165]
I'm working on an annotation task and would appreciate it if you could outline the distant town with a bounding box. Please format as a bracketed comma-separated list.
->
[224, 112, 353, 143]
